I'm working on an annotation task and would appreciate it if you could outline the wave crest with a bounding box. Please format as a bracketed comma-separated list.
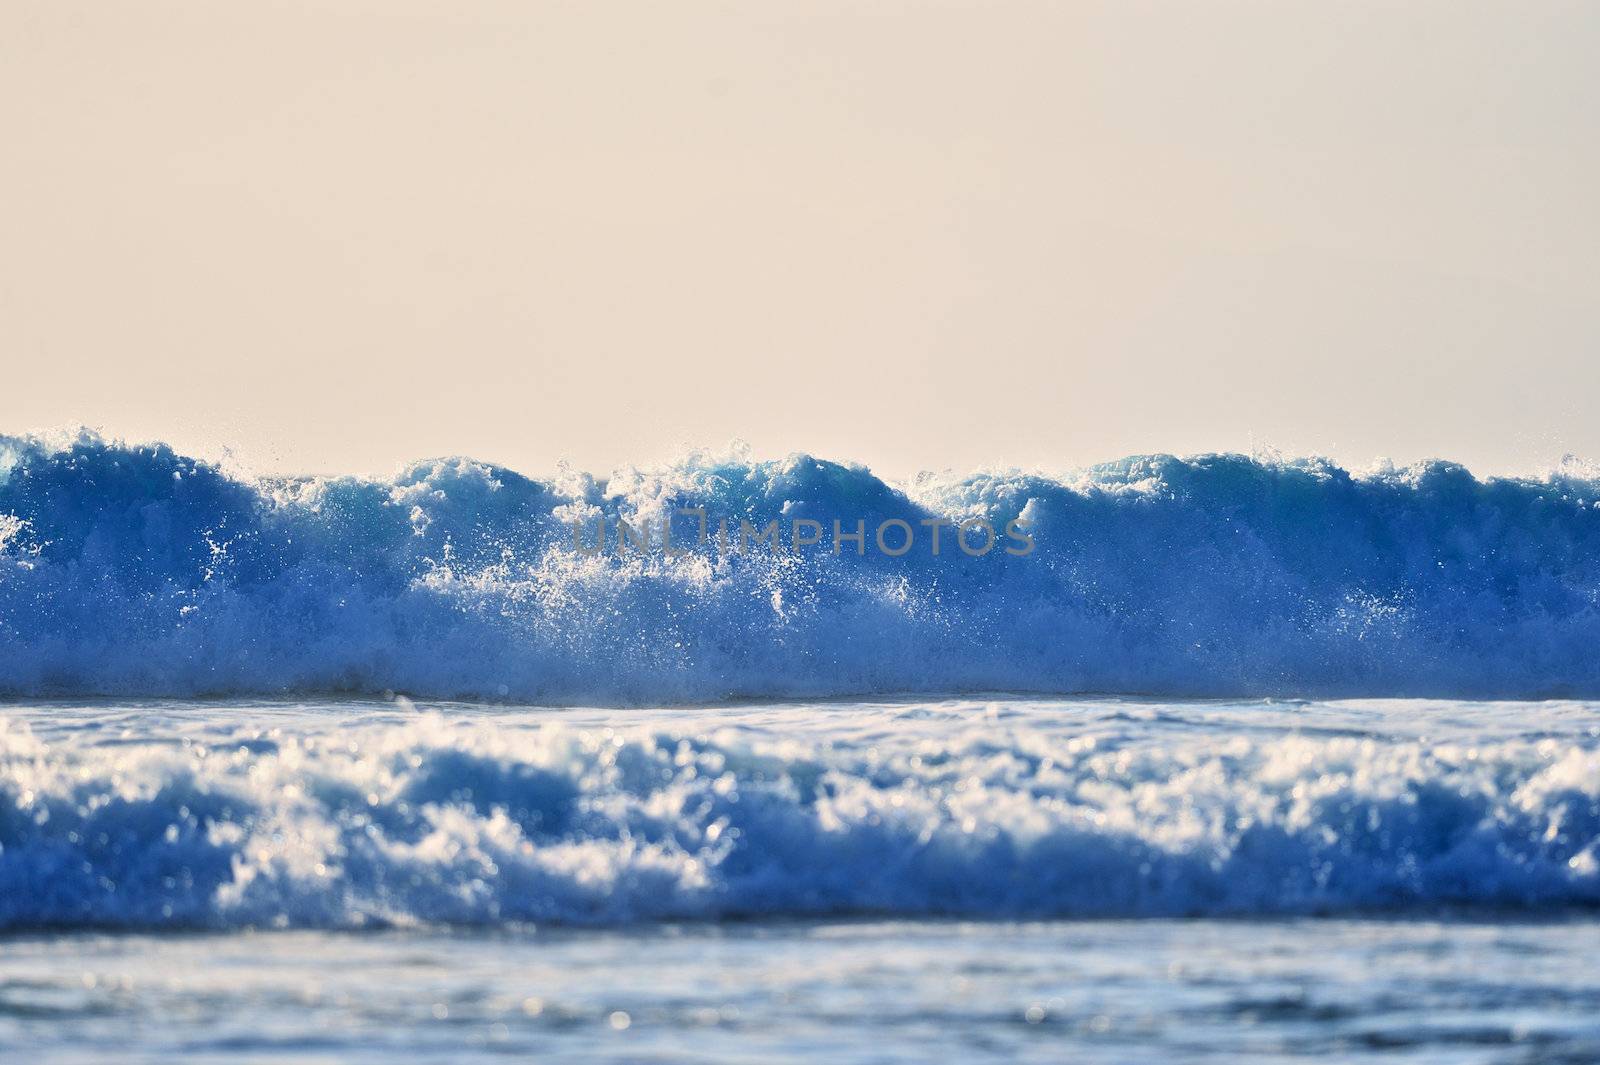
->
[4, 432, 1600, 700]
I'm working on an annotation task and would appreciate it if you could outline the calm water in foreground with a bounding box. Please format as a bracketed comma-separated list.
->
[4, 918, 1600, 1063]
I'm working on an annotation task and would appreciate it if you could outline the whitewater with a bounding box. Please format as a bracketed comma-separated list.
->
[4, 432, 1600, 702]
[3, 697, 1599, 929]
[4, 433, 1600, 1062]
[2, 697, 1599, 1061]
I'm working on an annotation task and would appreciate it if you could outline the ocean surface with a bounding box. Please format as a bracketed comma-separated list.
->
[2, 696, 1598, 1062]
[3, 435, 1600, 1060]
[5, 433, 1600, 702]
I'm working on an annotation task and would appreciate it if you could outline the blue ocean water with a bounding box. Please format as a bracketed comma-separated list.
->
[4, 433, 1600, 702]
[3, 434, 1600, 1061]
[0, 696, 1598, 1062]
[3, 697, 1599, 929]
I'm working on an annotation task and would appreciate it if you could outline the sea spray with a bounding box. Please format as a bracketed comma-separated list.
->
[3, 432, 1600, 701]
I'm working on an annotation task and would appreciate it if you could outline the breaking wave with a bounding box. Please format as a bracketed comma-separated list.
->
[3, 431, 1600, 701]
[0, 708, 1595, 929]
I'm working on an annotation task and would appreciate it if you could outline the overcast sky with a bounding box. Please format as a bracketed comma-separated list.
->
[4, 1, 1597, 480]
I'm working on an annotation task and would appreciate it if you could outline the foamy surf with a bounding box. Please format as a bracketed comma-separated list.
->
[4, 432, 1600, 702]
[2, 698, 1596, 930]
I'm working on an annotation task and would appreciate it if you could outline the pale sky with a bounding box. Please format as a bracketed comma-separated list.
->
[3, 1, 1597, 481]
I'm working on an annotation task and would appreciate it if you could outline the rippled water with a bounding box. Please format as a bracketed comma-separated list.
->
[3, 919, 1599, 1063]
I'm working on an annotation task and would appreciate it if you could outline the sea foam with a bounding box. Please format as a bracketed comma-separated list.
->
[1, 702, 1596, 929]
[3, 431, 1600, 701]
